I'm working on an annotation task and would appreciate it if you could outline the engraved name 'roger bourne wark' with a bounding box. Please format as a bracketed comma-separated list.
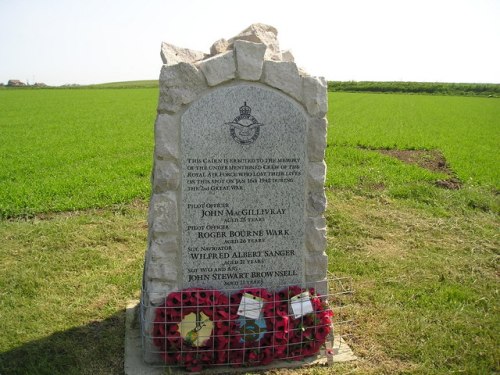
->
[141, 23, 329, 363]
[181, 84, 307, 290]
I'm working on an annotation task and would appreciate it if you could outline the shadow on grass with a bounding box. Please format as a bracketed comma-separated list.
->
[0, 311, 125, 375]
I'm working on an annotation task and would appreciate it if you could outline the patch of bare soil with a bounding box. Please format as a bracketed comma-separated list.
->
[377, 149, 462, 189]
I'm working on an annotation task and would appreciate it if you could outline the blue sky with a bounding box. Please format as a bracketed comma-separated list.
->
[1, 0, 499, 85]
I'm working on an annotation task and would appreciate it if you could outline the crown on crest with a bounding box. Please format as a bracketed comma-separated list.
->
[239, 102, 251, 115]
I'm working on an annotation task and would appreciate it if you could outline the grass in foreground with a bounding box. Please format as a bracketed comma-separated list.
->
[324, 189, 498, 374]
[0, 201, 146, 375]
[0, 188, 497, 374]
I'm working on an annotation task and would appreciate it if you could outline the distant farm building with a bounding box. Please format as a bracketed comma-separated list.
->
[7, 80, 26, 87]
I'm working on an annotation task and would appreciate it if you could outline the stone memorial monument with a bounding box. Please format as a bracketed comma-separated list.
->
[141, 23, 329, 369]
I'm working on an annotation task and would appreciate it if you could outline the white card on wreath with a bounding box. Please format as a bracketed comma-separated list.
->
[290, 291, 314, 319]
[237, 293, 264, 320]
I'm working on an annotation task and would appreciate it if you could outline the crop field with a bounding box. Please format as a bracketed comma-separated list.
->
[327, 92, 499, 187]
[0, 87, 498, 374]
[1, 89, 498, 219]
[0, 88, 156, 219]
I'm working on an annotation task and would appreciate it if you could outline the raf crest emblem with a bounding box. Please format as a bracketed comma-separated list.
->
[225, 102, 264, 145]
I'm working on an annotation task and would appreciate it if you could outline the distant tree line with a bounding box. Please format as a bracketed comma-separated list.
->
[328, 81, 499, 97]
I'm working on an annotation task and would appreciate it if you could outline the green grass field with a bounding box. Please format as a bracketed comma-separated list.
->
[1, 89, 498, 219]
[327, 92, 499, 188]
[0, 88, 156, 219]
[328, 81, 500, 97]
[0, 87, 498, 374]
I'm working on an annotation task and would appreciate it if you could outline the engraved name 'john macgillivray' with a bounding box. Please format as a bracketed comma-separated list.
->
[200, 207, 286, 218]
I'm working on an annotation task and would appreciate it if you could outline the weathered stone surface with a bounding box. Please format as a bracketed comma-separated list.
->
[145, 279, 175, 305]
[149, 235, 178, 261]
[307, 190, 327, 216]
[197, 50, 236, 86]
[158, 63, 207, 113]
[281, 50, 295, 62]
[210, 38, 229, 55]
[147, 263, 178, 281]
[154, 113, 179, 160]
[234, 40, 266, 80]
[306, 216, 327, 253]
[298, 67, 310, 77]
[303, 76, 328, 117]
[160, 42, 207, 65]
[228, 23, 281, 61]
[261, 61, 303, 102]
[148, 192, 178, 235]
[153, 159, 179, 192]
[308, 117, 327, 162]
[305, 252, 328, 276]
[308, 161, 327, 189]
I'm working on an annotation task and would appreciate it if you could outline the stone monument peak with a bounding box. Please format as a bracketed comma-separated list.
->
[161, 23, 294, 67]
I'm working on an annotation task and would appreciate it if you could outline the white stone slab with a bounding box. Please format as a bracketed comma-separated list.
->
[234, 40, 266, 80]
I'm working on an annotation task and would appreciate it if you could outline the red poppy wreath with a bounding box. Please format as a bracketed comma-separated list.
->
[152, 288, 231, 372]
[152, 286, 333, 371]
[275, 285, 333, 360]
[226, 287, 279, 367]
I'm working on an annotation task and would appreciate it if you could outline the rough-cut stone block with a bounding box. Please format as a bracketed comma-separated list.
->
[210, 38, 229, 55]
[305, 252, 328, 277]
[307, 190, 327, 216]
[228, 23, 281, 61]
[158, 63, 207, 113]
[308, 117, 327, 162]
[303, 76, 328, 117]
[198, 50, 236, 86]
[148, 192, 178, 235]
[281, 49, 295, 62]
[160, 42, 208, 65]
[308, 161, 327, 189]
[261, 61, 303, 102]
[306, 216, 327, 253]
[234, 40, 266, 80]
[147, 263, 178, 282]
[149, 235, 178, 261]
[155, 113, 179, 160]
[153, 159, 179, 192]
[145, 279, 176, 305]
[298, 67, 310, 77]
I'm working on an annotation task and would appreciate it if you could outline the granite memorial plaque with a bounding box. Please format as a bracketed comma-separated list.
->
[181, 84, 307, 290]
